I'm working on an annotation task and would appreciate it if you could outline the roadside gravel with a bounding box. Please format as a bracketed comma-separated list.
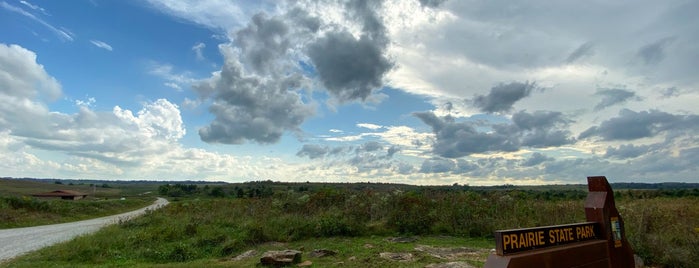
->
[0, 197, 168, 262]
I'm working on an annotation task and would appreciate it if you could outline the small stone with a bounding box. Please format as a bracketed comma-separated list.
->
[260, 250, 303, 266]
[309, 249, 338, 258]
[231, 250, 257, 261]
[364, 243, 374, 248]
[297, 260, 313, 267]
[379, 252, 414, 262]
[348, 256, 357, 261]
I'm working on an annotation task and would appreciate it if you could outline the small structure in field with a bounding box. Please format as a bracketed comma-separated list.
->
[32, 190, 88, 200]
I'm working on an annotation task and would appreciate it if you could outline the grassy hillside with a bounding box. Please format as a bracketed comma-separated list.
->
[0, 178, 157, 228]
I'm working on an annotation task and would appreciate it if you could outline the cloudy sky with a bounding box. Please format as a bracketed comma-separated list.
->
[1, 0, 698, 185]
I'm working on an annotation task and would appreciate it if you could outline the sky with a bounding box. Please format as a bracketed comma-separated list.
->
[1, 0, 698, 185]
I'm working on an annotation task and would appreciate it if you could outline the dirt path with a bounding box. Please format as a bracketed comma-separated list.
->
[0, 197, 168, 262]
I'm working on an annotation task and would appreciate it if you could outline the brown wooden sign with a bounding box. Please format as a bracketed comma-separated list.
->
[494, 222, 600, 255]
[484, 176, 636, 268]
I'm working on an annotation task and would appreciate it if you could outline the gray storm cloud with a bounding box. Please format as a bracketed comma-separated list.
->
[195, 44, 314, 144]
[579, 109, 699, 141]
[593, 88, 640, 110]
[604, 144, 655, 160]
[307, 0, 393, 102]
[472, 82, 534, 113]
[194, 1, 397, 145]
[415, 109, 574, 158]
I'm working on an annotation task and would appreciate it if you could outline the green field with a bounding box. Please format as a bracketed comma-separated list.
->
[1, 179, 698, 267]
[0, 178, 158, 228]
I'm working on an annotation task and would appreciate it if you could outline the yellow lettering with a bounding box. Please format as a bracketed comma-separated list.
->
[566, 228, 574, 241]
[519, 233, 526, 248]
[556, 229, 566, 242]
[588, 226, 595, 238]
[537, 231, 545, 246]
[576, 226, 582, 239]
[511, 234, 518, 249]
[503, 234, 511, 250]
[527, 232, 535, 247]
[549, 229, 556, 244]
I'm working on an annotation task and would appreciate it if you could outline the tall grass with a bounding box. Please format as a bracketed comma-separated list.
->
[620, 197, 699, 267]
[5, 188, 697, 267]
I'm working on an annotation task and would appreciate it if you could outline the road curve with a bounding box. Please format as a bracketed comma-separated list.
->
[0, 197, 168, 262]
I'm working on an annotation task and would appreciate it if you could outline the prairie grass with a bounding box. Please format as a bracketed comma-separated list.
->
[4, 187, 697, 268]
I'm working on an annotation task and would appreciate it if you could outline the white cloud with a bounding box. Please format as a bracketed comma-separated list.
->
[0, 43, 62, 101]
[148, 62, 198, 91]
[19, 0, 48, 15]
[1, 2, 73, 41]
[356, 123, 383, 130]
[144, 0, 254, 30]
[90, 40, 113, 51]
[192, 42, 206, 60]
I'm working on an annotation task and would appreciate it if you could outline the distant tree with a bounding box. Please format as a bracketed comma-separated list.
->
[54, 180, 63, 185]
[209, 186, 225, 198]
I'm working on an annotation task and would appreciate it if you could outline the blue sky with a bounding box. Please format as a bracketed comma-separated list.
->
[1, 0, 698, 185]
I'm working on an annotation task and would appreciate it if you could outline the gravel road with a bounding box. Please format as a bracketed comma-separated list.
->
[0, 197, 168, 262]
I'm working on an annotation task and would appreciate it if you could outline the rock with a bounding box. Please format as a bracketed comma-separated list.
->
[348, 256, 357, 261]
[309, 249, 338, 258]
[379, 252, 414, 262]
[425, 261, 476, 268]
[386, 237, 418, 243]
[363, 243, 374, 248]
[297, 260, 313, 267]
[260, 250, 302, 266]
[231, 250, 257, 261]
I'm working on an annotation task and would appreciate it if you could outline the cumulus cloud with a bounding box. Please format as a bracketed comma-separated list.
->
[0, 44, 201, 174]
[308, 31, 393, 102]
[593, 88, 640, 110]
[579, 109, 699, 141]
[195, 45, 314, 144]
[0, 43, 61, 101]
[234, 13, 293, 75]
[472, 82, 535, 113]
[307, 0, 393, 102]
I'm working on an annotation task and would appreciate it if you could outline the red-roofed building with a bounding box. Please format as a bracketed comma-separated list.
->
[32, 190, 88, 200]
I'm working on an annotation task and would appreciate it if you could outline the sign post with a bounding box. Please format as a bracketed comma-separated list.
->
[484, 176, 635, 268]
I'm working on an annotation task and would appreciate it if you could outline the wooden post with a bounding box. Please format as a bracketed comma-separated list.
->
[584, 176, 635, 268]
